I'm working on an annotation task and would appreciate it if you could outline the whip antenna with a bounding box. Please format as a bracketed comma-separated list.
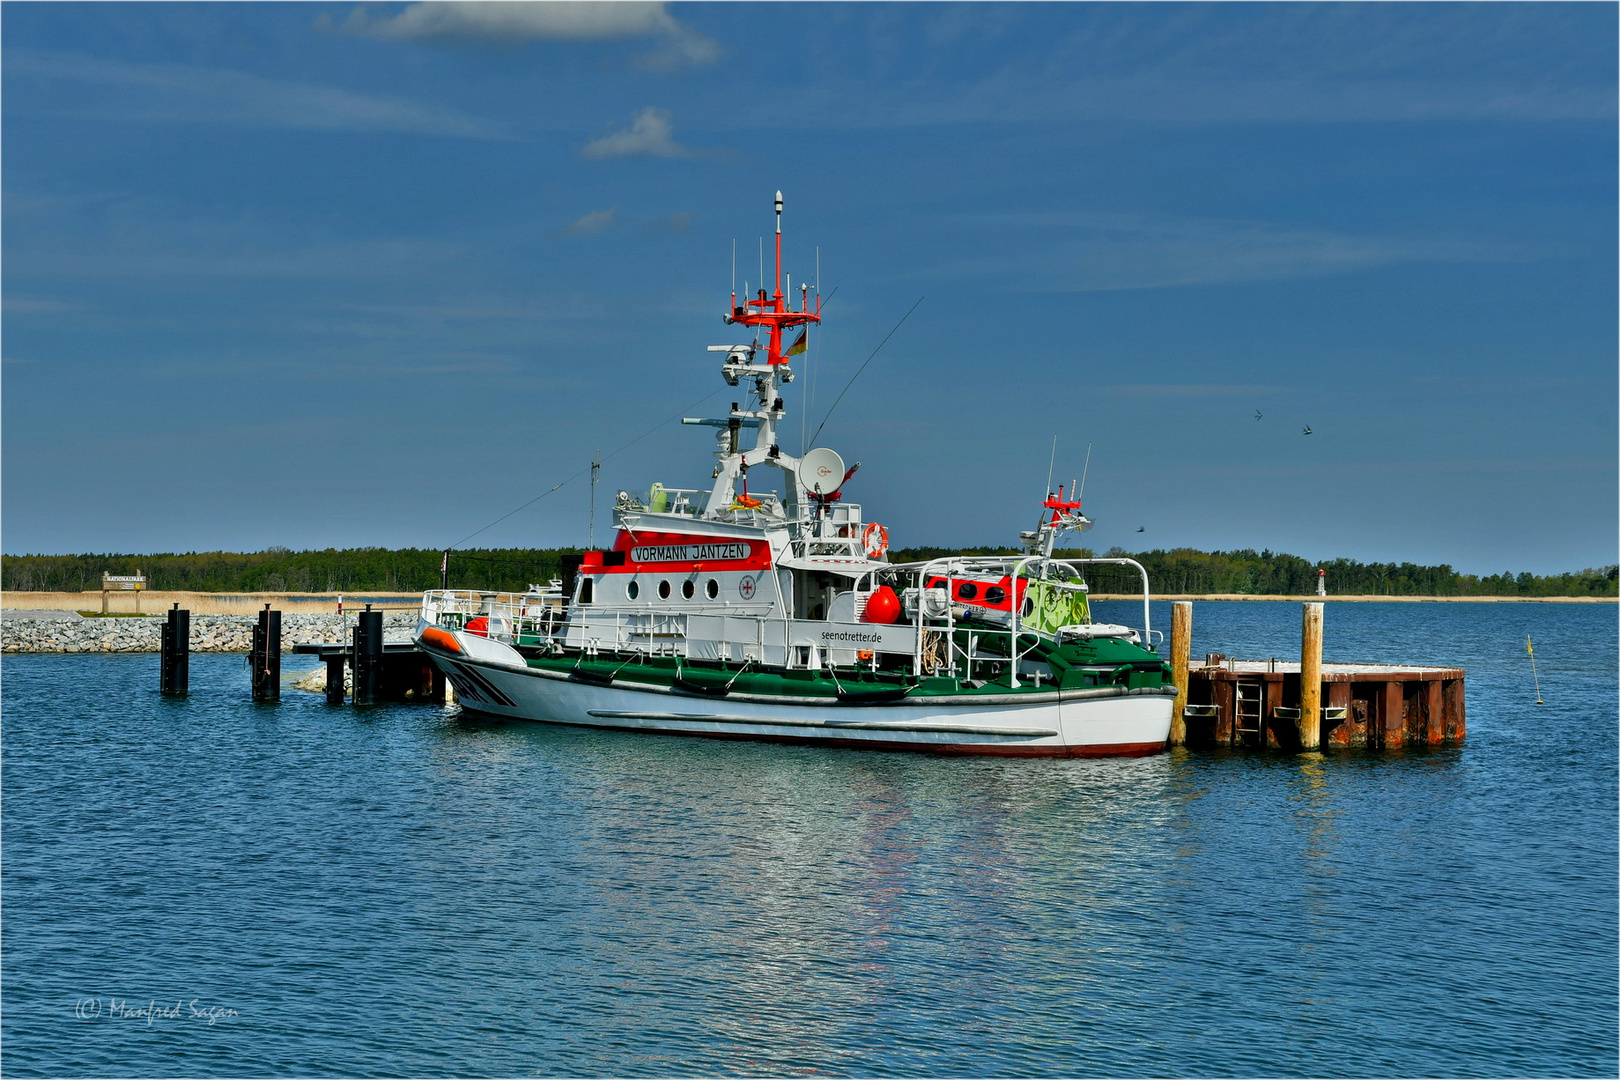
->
[808, 296, 924, 449]
[1077, 442, 1093, 500]
[1044, 435, 1058, 498]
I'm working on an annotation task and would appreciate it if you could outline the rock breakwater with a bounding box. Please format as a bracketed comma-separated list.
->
[1, 611, 418, 653]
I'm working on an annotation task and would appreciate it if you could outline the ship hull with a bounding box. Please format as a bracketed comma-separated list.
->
[419, 634, 1173, 758]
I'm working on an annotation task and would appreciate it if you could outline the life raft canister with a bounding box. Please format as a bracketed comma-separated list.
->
[862, 522, 889, 559]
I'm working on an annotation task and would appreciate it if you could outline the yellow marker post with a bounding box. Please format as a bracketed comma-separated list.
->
[1527, 634, 1543, 705]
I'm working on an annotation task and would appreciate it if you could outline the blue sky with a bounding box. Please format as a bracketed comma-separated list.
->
[4, 2, 1615, 574]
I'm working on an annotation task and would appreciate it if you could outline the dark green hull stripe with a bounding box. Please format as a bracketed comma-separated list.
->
[585, 710, 1057, 737]
[521, 661, 1176, 708]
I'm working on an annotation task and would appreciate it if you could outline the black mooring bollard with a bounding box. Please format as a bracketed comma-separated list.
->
[325, 655, 347, 705]
[353, 604, 383, 705]
[251, 604, 281, 702]
[160, 603, 189, 695]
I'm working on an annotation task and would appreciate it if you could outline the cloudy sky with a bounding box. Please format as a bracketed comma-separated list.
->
[4, 2, 1614, 573]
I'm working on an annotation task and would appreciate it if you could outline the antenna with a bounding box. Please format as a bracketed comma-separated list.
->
[588, 449, 601, 548]
[758, 237, 764, 299]
[1077, 442, 1093, 500]
[1044, 434, 1058, 497]
[731, 239, 736, 308]
[808, 297, 924, 449]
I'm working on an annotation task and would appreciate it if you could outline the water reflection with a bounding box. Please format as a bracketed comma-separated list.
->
[7, 622, 1611, 1078]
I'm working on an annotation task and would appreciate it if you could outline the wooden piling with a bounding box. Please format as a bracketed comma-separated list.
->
[160, 603, 189, 695]
[1169, 601, 1192, 746]
[1298, 602, 1323, 749]
[353, 605, 383, 705]
[324, 655, 347, 705]
[251, 604, 281, 702]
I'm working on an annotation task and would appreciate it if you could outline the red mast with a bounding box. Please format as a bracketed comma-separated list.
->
[726, 190, 819, 364]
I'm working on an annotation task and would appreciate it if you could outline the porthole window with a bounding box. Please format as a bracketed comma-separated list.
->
[657, 580, 671, 600]
[681, 580, 696, 600]
[1021, 596, 1035, 617]
[957, 582, 979, 600]
[985, 586, 1006, 605]
[627, 581, 640, 600]
[705, 579, 719, 599]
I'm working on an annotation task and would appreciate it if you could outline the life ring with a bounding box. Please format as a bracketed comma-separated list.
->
[862, 522, 889, 559]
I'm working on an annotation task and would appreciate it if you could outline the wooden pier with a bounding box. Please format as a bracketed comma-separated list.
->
[1170, 600, 1466, 751]
[1181, 658, 1466, 750]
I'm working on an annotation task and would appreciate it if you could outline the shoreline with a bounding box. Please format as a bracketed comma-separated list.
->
[1089, 594, 1616, 603]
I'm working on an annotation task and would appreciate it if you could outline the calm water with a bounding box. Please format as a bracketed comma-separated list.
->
[4, 602, 1615, 1077]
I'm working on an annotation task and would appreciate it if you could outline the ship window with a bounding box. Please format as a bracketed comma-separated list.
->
[681, 580, 696, 600]
[957, 582, 979, 600]
[579, 577, 594, 604]
[985, 586, 1006, 604]
[705, 579, 719, 599]
[627, 581, 639, 600]
[658, 580, 671, 600]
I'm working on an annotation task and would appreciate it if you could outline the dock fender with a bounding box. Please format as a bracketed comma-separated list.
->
[454, 631, 529, 670]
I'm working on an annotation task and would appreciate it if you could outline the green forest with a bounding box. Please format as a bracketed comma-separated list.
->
[3, 546, 1615, 597]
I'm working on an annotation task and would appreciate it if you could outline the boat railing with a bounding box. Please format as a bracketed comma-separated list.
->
[422, 589, 567, 643]
[882, 556, 1156, 687]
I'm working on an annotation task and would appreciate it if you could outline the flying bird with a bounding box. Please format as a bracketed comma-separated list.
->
[1255, 410, 1263, 421]
[1136, 526, 1145, 533]
[1302, 425, 1313, 435]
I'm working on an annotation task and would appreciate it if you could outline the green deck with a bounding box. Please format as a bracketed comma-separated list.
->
[515, 622, 1170, 697]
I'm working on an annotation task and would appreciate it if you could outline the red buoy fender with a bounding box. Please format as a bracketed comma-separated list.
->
[465, 616, 490, 637]
[863, 585, 901, 624]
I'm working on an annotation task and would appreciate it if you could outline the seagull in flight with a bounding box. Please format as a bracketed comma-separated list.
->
[1255, 410, 1263, 421]
[1136, 526, 1145, 533]
[1302, 425, 1313, 435]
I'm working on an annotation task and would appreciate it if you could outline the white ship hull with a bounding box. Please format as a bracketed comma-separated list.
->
[420, 630, 1173, 758]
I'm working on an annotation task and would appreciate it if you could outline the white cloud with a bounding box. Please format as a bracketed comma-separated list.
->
[642, 212, 694, 236]
[580, 108, 689, 159]
[2, 296, 82, 313]
[924, 212, 1558, 292]
[5, 50, 513, 140]
[560, 208, 619, 236]
[330, 1, 720, 67]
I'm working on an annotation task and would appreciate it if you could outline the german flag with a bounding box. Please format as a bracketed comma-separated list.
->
[782, 329, 808, 357]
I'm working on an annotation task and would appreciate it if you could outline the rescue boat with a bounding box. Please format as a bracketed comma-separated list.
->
[414, 194, 1175, 756]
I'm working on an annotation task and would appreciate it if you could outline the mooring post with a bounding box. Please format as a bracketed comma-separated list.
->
[251, 604, 281, 702]
[1299, 602, 1324, 749]
[325, 655, 347, 705]
[160, 603, 189, 695]
[1169, 601, 1192, 746]
[354, 604, 383, 705]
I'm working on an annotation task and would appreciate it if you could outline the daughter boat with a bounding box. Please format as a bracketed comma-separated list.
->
[414, 194, 1175, 756]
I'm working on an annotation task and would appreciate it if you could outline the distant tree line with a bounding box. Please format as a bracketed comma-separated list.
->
[0, 548, 577, 595]
[2, 545, 1614, 598]
[888, 545, 1618, 598]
